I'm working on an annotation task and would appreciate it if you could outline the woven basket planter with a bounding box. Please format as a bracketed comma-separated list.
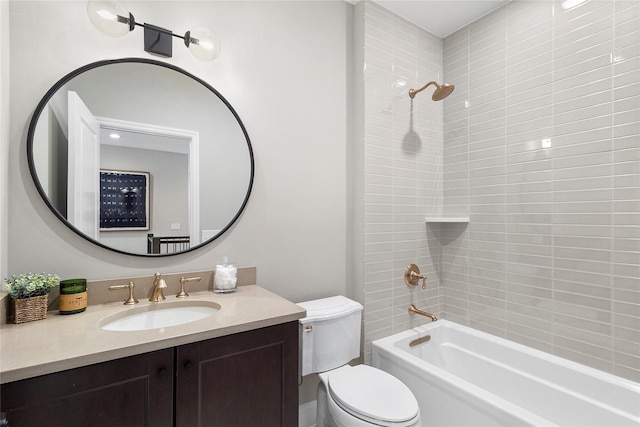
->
[12, 294, 48, 324]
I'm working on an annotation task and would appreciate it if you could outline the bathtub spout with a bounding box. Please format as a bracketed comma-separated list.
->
[408, 304, 438, 322]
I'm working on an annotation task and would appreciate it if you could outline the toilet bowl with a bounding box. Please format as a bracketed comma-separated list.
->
[318, 365, 421, 427]
[297, 296, 421, 427]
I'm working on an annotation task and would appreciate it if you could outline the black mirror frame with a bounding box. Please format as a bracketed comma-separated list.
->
[27, 57, 255, 257]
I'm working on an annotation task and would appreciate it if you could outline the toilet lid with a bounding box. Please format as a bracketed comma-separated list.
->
[328, 365, 419, 426]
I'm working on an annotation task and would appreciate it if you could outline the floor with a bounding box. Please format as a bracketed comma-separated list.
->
[299, 400, 317, 427]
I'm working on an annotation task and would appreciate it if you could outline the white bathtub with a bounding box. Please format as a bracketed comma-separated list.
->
[372, 320, 640, 427]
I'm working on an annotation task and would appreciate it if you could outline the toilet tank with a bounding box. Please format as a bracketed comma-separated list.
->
[297, 296, 363, 377]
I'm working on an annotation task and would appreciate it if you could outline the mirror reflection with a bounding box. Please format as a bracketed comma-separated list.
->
[28, 59, 254, 256]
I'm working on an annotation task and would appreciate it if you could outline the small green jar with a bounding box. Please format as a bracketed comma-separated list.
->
[59, 278, 87, 315]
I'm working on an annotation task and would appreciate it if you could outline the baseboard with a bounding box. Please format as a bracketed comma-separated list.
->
[298, 400, 317, 427]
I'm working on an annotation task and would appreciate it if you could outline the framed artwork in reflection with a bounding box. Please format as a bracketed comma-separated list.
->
[99, 170, 150, 231]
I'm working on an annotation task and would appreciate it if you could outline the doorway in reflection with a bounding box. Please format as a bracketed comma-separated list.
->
[99, 123, 198, 254]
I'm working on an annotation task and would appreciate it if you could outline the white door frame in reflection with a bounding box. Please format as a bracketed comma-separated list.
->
[98, 117, 200, 249]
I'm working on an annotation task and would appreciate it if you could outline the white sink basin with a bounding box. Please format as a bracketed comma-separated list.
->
[99, 301, 221, 332]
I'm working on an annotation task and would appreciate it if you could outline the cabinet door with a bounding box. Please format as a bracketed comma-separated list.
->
[1, 348, 173, 427]
[176, 322, 298, 427]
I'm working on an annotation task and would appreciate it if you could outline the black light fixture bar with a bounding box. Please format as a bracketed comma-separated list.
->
[141, 23, 175, 58]
[87, 0, 220, 61]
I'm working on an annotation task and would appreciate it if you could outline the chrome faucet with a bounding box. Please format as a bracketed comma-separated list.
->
[150, 272, 167, 302]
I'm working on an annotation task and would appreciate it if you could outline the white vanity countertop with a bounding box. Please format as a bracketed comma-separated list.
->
[0, 285, 306, 384]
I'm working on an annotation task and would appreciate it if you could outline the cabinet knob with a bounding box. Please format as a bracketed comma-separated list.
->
[158, 367, 168, 378]
[184, 361, 194, 372]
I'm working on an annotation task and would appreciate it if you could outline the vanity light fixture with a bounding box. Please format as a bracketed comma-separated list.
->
[87, 0, 220, 61]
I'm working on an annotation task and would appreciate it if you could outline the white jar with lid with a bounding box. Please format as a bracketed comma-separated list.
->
[214, 257, 237, 293]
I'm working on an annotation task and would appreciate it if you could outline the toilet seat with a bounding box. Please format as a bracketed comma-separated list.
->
[328, 365, 420, 427]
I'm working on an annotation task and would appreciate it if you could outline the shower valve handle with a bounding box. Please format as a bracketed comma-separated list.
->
[404, 264, 427, 289]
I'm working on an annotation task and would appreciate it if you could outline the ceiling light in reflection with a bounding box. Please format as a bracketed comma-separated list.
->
[541, 138, 552, 149]
[109, 133, 121, 139]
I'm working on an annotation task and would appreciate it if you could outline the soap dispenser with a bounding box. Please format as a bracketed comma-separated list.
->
[214, 257, 237, 293]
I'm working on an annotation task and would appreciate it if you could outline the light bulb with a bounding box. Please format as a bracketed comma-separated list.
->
[184, 26, 220, 61]
[87, 0, 135, 37]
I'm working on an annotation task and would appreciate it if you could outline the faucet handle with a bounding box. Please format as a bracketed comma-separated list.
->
[404, 264, 427, 289]
[154, 272, 167, 288]
[109, 281, 139, 305]
[176, 276, 202, 298]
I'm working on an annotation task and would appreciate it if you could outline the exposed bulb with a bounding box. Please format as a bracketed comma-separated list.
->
[87, 0, 135, 37]
[185, 26, 221, 61]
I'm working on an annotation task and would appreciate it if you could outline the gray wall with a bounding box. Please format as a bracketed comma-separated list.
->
[358, 0, 639, 383]
[442, 0, 639, 381]
[0, 2, 8, 283]
[359, 1, 445, 363]
[7, 0, 351, 303]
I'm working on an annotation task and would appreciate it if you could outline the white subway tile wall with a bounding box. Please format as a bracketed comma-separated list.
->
[361, 0, 639, 382]
[443, 0, 639, 381]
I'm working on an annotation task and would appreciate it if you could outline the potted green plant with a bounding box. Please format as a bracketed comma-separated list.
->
[4, 273, 59, 323]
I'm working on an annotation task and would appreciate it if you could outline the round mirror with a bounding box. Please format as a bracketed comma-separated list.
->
[27, 58, 254, 257]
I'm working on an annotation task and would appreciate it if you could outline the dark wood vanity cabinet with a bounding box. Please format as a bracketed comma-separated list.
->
[176, 321, 299, 427]
[1, 321, 299, 427]
[0, 348, 174, 427]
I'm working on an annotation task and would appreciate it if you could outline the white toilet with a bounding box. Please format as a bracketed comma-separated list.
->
[298, 296, 422, 427]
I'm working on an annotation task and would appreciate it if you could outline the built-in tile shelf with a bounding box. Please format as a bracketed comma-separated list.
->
[425, 216, 469, 223]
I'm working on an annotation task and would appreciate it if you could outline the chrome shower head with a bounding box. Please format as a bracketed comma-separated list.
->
[409, 81, 455, 101]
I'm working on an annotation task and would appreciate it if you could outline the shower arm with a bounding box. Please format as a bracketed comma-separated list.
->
[408, 81, 437, 99]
